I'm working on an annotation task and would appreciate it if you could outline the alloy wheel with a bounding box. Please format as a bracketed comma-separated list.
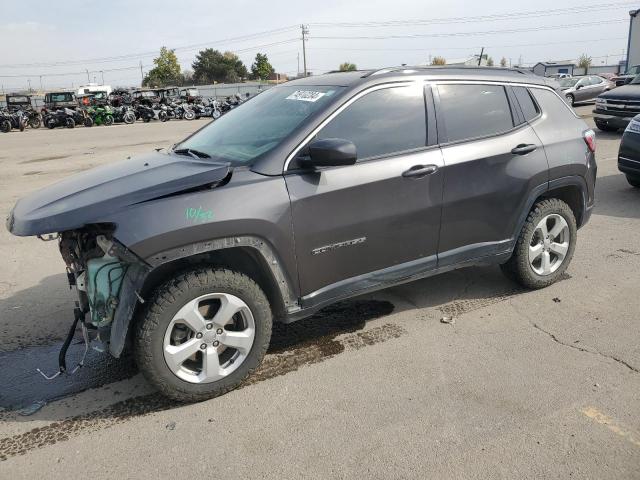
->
[529, 214, 570, 276]
[163, 293, 255, 384]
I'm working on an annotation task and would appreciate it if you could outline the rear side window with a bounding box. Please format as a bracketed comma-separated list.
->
[316, 85, 426, 160]
[513, 87, 540, 122]
[437, 84, 514, 143]
[529, 88, 577, 121]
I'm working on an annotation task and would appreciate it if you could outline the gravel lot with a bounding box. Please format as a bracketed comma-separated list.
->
[1, 107, 639, 478]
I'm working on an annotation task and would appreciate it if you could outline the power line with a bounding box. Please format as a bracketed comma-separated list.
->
[0, 26, 299, 68]
[308, 1, 636, 28]
[310, 19, 627, 40]
[307, 37, 628, 52]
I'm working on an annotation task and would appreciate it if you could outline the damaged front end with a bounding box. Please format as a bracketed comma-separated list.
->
[38, 225, 149, 379]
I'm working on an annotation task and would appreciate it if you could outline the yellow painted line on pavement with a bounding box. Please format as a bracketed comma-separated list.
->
[581, 406, 640, 448]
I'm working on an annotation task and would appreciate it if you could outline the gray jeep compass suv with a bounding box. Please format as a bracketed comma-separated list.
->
[7, 67, 597, 401]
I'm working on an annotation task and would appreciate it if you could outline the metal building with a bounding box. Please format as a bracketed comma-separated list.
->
[627, 9, 640, 69]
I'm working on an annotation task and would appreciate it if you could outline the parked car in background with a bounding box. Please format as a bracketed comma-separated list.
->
[559, 75, 613, 106]
[612, 65, 640, 87]
[132, 89, 161, 106]
[593, 74, 640, 131]
[180, 87, 201, 103]
[549, 73, 572, 79]
[7, 67, 597, 402]
[618, 114, 640, 188]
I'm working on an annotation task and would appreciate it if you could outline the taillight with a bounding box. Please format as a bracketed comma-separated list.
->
[583, 129, 596, 153]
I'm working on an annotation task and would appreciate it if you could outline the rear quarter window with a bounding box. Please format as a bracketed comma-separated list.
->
[513, 87, 540, 122]
[529, 88, 577, 122]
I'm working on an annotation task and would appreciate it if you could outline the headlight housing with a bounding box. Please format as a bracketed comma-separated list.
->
[625, 116, 640, 134]
[595, 98, 606, 105]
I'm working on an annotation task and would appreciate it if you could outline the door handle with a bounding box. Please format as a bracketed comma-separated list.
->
[402, 164, 438, 178]
[511, 144, 537, 155]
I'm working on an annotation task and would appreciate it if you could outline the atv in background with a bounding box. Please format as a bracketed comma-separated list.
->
[6, 95, 41, 128]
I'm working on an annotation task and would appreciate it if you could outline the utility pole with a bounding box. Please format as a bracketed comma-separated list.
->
[297, 52, 300, 77]
[100, 70, 104, 85]
[140, 61, 144, 83]
[27, 79, 32, 93]
[39, 75, 43, 91]
[478, 47, 485, 66]
[85, 69, 90, 83]
[301, 24, 309, 77]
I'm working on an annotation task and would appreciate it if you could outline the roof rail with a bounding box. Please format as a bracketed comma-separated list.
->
[362, 65, 534, 78]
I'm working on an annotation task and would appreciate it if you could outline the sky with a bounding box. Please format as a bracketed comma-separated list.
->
[0, 0, 635, 92]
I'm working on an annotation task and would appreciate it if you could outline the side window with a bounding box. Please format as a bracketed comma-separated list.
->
[590, 76, 603, 85]
[530, 88, 576, 121]
[513, 87, 540, 122]
[437, 84, 514, 143]
[315, 85, 426, 160]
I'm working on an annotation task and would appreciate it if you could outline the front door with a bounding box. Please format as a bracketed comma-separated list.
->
[285, 84, 444, 300]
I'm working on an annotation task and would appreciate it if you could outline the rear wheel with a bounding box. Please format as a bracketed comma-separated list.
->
[123, 112, 135, 124]
[29, 116, 41, 129]
[159, 111, 168, 122]
[0, 120, 11, 133]
[135, 268, 272, 402]
[184, 110, 196, 121]
[65, 117, 75, 129]
[45, 117, 56, 129]
[501, 199, 577, 289]
[84, 117, 94, 127]
[626, 175, 640, 188]
[104, 115, 114, 126]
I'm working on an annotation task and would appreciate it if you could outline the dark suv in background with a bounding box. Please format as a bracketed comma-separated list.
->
[8, 67, 597, 402]
[594, 74, 640, 131]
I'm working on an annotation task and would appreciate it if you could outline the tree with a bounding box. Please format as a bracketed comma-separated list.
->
[487, 57, 494, 67]
[578, 53, 592, 74]
[339, 62, 357, 71]
[192, 49, 248, 84]
[181, 69, 195, 86]
[431, 56, 446, 66]
[251, 53, 275, 80]
[500, 57, 508, 67]
[142, 47, 182, 87]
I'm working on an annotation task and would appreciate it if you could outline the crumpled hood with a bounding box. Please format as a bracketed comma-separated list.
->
[7, 151, 230, 236]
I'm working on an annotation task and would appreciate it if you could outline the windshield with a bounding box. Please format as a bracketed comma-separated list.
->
[8, 96, 28, 103]
[631, 74, 640, 85]
[176, 85, 345, 165]
[559, 78, 579, 88]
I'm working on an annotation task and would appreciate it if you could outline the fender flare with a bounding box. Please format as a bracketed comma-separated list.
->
[109, 235, 298, 357]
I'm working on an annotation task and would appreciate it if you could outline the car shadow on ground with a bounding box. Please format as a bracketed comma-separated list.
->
[0, 260, 531, 423]
[593, 173, 640, 220]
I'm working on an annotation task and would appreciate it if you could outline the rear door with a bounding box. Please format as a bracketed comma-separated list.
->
[285, 83, 444, 299]
[434, 83, 549, 266]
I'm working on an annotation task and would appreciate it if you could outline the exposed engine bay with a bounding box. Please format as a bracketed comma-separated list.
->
[38, 225, 148, 379]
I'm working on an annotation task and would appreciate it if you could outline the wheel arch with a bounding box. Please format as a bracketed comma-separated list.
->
[109, 236, 298, 358]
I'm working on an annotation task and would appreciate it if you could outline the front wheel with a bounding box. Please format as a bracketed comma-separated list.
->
[0, 120, 11, 133]
[158, 111, 168, 122]
[104, 115, 114, 126]
[501, 199, 577, 289]
[595, 120, 618, 132]
[565, 94, 575, 107]
[183, 110, 196, 121]
[135, 268, 272, 402]
[626, 175, 640, 188]
[29, 116, 41, 129]
[123, 112, 135, 124]
[65, 117, 75, 129]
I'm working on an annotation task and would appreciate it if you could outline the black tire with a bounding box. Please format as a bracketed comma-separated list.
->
[500, 198, 577, 289]
[159, 111, 168, 122]
[29, 116, 41, 129]
[626, 175, 640, 188]
[184, 110, 196, 121]
[143, 116, 151, 123]
[45, 117, 56, 129]
[0, 120, 10, 133]
[565, 94, 574, 107]
[19, 119, 25, 132]
[123, 112, 135, 124]
[65, 117, 75, 129]
[104, 115, 114, 126]
[595, 120, 618, 132]
[135, 268, 272, 402]
[84, 117, 94, 127]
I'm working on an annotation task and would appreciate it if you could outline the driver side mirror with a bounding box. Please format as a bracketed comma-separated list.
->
[301, 138, 357, 168]
[576, 84, 584, 90]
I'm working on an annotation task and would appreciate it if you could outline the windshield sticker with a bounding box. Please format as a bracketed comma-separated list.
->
[185, 206, 213, 223]
[286, 90, 326, 102]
